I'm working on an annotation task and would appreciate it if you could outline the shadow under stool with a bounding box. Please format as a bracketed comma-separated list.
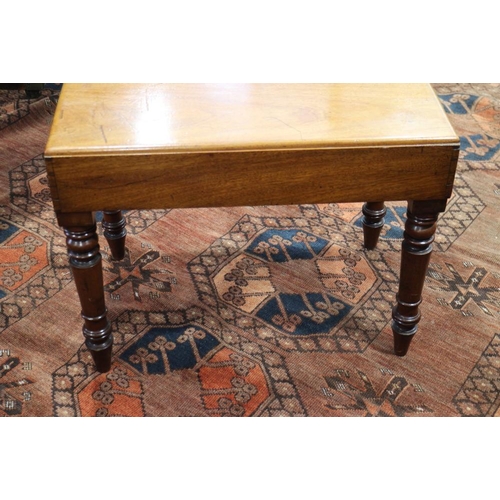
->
[44, 84, 460, 372]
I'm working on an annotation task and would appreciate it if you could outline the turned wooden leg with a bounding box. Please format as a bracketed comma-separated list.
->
[362, 201, 386, 249]
[64, 217, 113, 372]
[392, 200, 447, 356]
[102, 210, 127, 261]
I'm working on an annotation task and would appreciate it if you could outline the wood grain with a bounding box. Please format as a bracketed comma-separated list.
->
[45, 84, 458, 156]
[46, 145, 459, 213]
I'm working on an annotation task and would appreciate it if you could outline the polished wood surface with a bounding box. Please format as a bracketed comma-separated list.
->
[45, 84, 459, 213]
[64, 218, 112, 372]
[46, 145, 459, 212]
[362, 201, 386, 249]
[45, 84, 460, 214]
[392, 200, 445, 355]
[102, 210, 127, 260]
[46, 83, 457, 156]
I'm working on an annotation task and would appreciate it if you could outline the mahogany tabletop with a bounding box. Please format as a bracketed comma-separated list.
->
[45, 83, 459, 157]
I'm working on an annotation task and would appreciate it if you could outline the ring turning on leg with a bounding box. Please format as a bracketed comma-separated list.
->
[362, 201, 386, 249]
[391, 200, 446, 356]
[64, 221, 113, 372]
[102, 210, 127, 261]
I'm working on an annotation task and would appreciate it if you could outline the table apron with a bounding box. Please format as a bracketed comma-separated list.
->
[45, 145, 459, 213]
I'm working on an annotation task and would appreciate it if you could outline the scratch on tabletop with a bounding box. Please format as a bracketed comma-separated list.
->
[100, 125, 108, 144]
[272, 116, 303, 140]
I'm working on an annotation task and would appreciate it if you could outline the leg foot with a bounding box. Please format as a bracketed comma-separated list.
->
[362, 201, 386, 249]
[392, 320, 417, 356]
[391, 200, 446, 356]
[64, 218, 113, 372]
[102, 210, 127, 261]
[86, 335, 113, 373]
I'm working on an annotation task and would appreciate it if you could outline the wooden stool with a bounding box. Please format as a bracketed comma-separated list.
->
[44, 84, 460, 373]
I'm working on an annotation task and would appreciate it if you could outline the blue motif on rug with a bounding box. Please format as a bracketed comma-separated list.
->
[459, 134, 500, 161]
[256, 292, 352, 335]
[0, 220, 20, 243]
[245, 229, 329, 263]
[120, 325, 220, 374]
[439, 94, 479, 114]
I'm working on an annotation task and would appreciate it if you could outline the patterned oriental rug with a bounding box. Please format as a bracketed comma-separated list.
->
[0, 84, 499, 417]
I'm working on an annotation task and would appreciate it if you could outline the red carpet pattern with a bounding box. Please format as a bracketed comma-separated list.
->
[0, 85, 499, 416]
